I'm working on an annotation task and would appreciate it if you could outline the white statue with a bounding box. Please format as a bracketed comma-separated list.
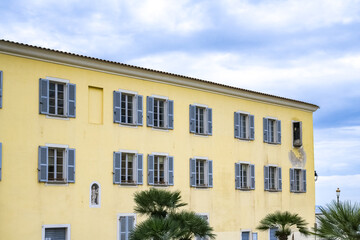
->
[91, 184, 99, 205]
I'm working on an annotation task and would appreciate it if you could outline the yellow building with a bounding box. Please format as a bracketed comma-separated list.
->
[0, 40, 318, 240]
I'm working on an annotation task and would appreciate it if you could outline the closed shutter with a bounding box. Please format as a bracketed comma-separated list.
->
[45, 228, 66, 240]
[0, 71, 2, 108]
[277, 120, 281, 144]
[234, 112, 240, 139]
[113, 152, 121, 184]
[167, 100, 174, 129]
[128, 216, 135, 236]
[168, 156, 174, 185]
[148, 155, 154, 185]
[38, 146, 48, 182]
[190, 158, 196, 187]
[250, 164, 255, 189]
[249, 115, 255, 140]
[235, 163, 240, 189]
[242, 232, 250, 240]
[67, 83, 76, 118]
[0, 142, 2, 180]
[264, 166, 269, 190]
[189, 105, 196, 133]
[119, 216, 134, 240]
[113, 91, 121, 123]
[270, 228, 278, 240]
[146, 96, 154, 127]
[263, 118, 268, 142]
[302, 169, 307, 192]
[67, 148, 75, 183]
[137, 154, 143, 185]
[290, 168, 295, 192]
[208, 160, 213, 187]
[136, 95, 143, 126]
[39, 78, 49, 114]
[207, 108, 212, 135]
[278, 167, 282, 191]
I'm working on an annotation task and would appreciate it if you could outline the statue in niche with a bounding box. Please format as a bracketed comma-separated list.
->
[91, 183, 99, 205]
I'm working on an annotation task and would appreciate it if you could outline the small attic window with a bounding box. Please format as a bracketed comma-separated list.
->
[293, 121, 302, 147]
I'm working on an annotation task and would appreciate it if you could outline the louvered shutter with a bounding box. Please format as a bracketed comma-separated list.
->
[168, 156, 174, 185]
[278, 167, 282, 191]
[119, 216, 131, 240]
[235, 163, 240, 189]
[39, 78, 49, 114]
[113, 91, 121, 123]
[0, 142, 2, 180]
[146, 96, 154, 127]
[0, 71, 2, 108]
[148, 155, 154, 185]
[299, 121, 303, 146]
[242, 232, 250, 240]
[234, 112, 240, 139]
[137, 154, 143, 185]
[249, 115, 255, 140]
[263, 118, 268, 142]
[136, 95, 143, 125]
[250, 164, 255, 189]
[277, 120, 281, 144]
[190, 158, 196, 187]
[128, 216, 135, 235]
[290, 168, 295, 192]
[67, 148, 76, 183]
[189, 105, 196, 133]
[45, 228, 66, 240]
[38, 146, 48, 182]
[67, 83, 76, 118]
[168, 100, 174, 129]
[207, 108, 212, 135]
[264, 166, 269, 190]
[208, 160, 213, 187]
[113, 152, 121, 184]
[302, 169, 307, 192]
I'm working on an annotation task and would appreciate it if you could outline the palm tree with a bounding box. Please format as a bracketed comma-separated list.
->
[130, 188, 215, 240]
[257, 211, 310, 240]
[315, 200, 360, 240]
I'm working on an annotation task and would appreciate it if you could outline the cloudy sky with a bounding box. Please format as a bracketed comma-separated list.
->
[1, 0, 359, 206]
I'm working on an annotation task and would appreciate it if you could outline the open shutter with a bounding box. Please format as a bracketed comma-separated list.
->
[290, 168, 295, 192]
[146, 96, 154, 127]
[249, 115, 255, 140]
[113, 91, 121, 123]
[168, 156, 174, 185]
[302, 169, 307, 192]
[168, 100, 174, 129]
[263, 118, 268, 143]
[234, 112, 240, 139]
[189, 105, 196, 133]
[0, 71, 3, 108]
[264, 166, 269, 190]
[190, 158, 196, 187]
[235, 163, 240, 189]
[67, 148, 76, 183]
[113, 152, 121, 184]
[0, 143, 2, 180]
[137, 154, 143, 185]
[67, 83, 76, 118]
[207, 108, 213, 135]
[38, 146, 48, 182]
[148, 154, 154, 185]
[39, 78, 49, 114]
[136, 95, 143, 126]
[278, 167, 282, 191]
[207, 160, 213, 187]
[276, 120, 281, 144]
[250, 164, 255, 189]
[299, 121, 303, 146]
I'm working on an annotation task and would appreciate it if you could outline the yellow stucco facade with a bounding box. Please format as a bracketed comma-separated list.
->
[0, 40, 318, 240]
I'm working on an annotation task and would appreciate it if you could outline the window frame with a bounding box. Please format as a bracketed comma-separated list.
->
[264, 165, 282, 192]
[241, 230, 252, 240]
[146, 95, 174, 130]
[42, 224, 71, 240]
[263, 117, 281, 144]
[113, 150, 143, 186]
[195, 213, 210, 240]
[290, 168, 307, 193]
[189, 104, 212, 136]
[235, 162, 255, 190]
[113, 89, 143, 126]
[117, 213, 136, 240]
[292, 121, 303, 147]
[190, 157, 213, 188]
[234, 111, 255, 140]
[148, 153, 174, 186]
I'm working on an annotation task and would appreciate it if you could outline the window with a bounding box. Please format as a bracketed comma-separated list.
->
[189, 105, 212, 135]
[190, 158, 213, 188]
[118, 214, 135, 240]
[0, 70, 3, 108]
[148, 154, 174, 186]
[196, 214, 209, 240]
[113, 152, 143, 185]
[42, 224, 70, 240]
[113, 90, 143, 126]
[290, 168, 306, 193]
[39, 78, 76, 118]
[269, 228, 278, 240]
[293, 121, 302, 147]
[241, 231, 250, 240]
[147, 96, 174, 129]
[38, 146, 75, 183]
[264, 166, 282, 191]
[0, 142, 2, 181]
[235, 163, 255, 190]
[263, 118, 281, 144]
[234, 112, 254, 140]
[252, 232, 258, 240]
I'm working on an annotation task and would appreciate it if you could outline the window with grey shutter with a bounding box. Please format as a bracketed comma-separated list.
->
[137, 154, 143, 185]
[148, 155, 154, 185]
[208, 160, 213, 187]
[0, 71, 3, 108]
[67, 83, 76, 118]
[263, 118, 268, 143]
[189, 105, 196, 133]
[119, 216, 135, 240]
[136, 95, 143, 126]
[277, 167, 282, 191]
[270, 228, 278, 240]
[290, 168, 295, 192]
[168, 100, 174, 129]
[264, 166, 269, 190]
[190, 158, 196, 187]
[38, 146, 48, 182]
[302, 169, 307, 192]
[250, 164, 255, 189]
[168, 156, 174, 185]
[276, 120, 281, 144]
[67, 148, 75, 183]
[146, 96, 154, 127]
[234, 113, 240, 138]
[113, 152, 121, 184]
[113, 91, 121, 123]
[249, 115, 255, 140]
[207, 108, 212, 135]
[39, 78, 49, 114]
[235, 163, 240, 189]
[0, 142, 2, 181]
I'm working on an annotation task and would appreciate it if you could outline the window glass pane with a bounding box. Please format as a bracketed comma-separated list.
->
[241, 164, 248, 188]
[196, 160, 205, 185]
[48, 149, 55, 180]
[241, 114, 247, 138]
[269, 167, 276, 189]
